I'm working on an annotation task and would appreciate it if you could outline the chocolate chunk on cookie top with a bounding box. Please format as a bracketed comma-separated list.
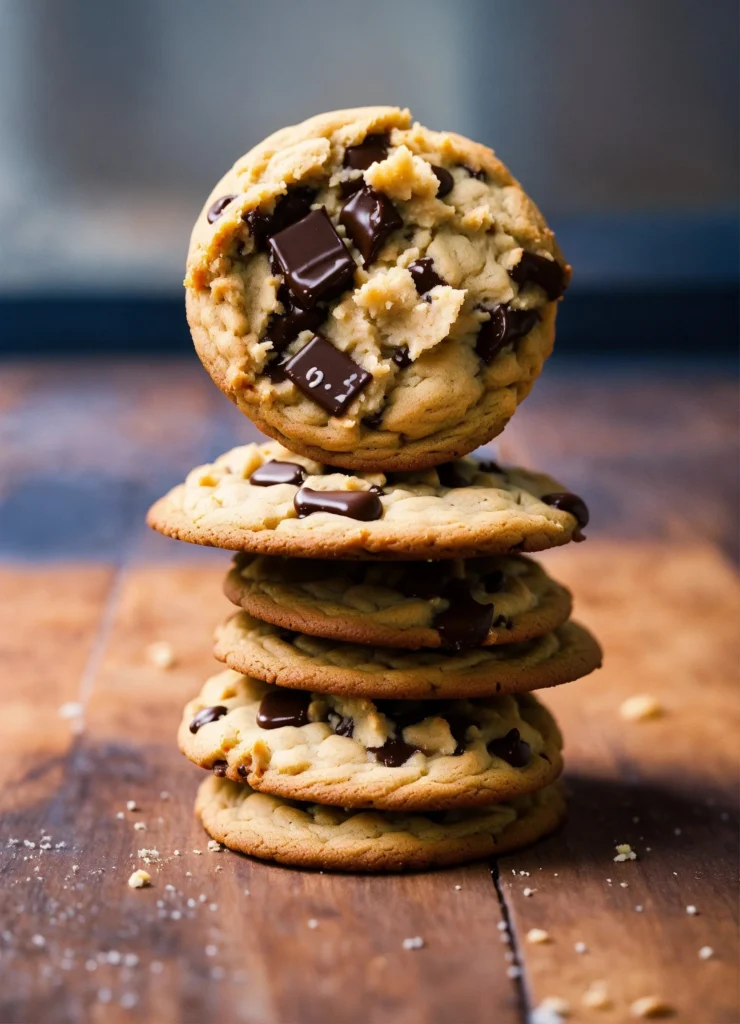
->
[186, 106, 570, 470]
[284, 334, 371, 416]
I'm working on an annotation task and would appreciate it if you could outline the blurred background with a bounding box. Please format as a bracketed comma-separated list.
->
[0, 0, 738, 354]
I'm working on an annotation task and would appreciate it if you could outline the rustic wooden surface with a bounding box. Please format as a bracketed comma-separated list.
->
[0, 358, 738, 1024]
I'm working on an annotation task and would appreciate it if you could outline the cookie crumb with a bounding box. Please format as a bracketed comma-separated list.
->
[574, 941, 587, 954]
[630, 995, 673, 1018]
[685, 905, 698, 915]
[523, 887, 536, 897]
[307, 919, 318, 930]
[698, 946, 713, 960]
[160, 791, 170, 800]
[614, 843, 637, 862]
[133, 822, 147, 832]
[207, 840, 222, 853]
[31, 934, 46, 948]
[402, 937, 424, 950]
[526, 928, 551, 944]
[635, 905, 644, 913]
[531, 996, 570, 1023]
[454, 885, 462, 891]
[126, 800, 138, 812]
[620, 694, 663, 721]
[205, 945, 218, 957]
[146, 641, 176, 670]
[582, 980, 611, 1010]
[127, 869, 151, 890]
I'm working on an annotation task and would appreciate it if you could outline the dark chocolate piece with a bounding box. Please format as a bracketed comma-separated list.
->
[375, 700, 435, 729]
[339, 178, 365, 199]
[476, 459, 503, 474]
[269, 208, 355, 308]
[263, 355, 290, 382]
[236, 765, 248, 779]
[396, 561, 452, 601]
[294, 487, 383, 521]
[189, 705, 228, 734]
[343, 133, 389, 171]
[431, 165, 454, 197]
[509, 252, 566, 301]
[340, 186, 402, 266]
[434, 579, 494, 650]
[328, 712, 354, 738]
[408, 257, 445, 295]
[475, 305, 540, 364]
[246, 187, 317, 251]
[257, 689, 311, 730]
[207, 195, 237, 223]
[443, 714, 470, 756]
[463, 165, 487, 181]
[211, 760, 228, 777]
[481, 569, 507, 593]
[368, 736, 418, 767]
[437, 462, 469, 489]
[362, 409, 385, 430]
[285, 334, 371, 415]
[488, 728, 531, 768]
[264, 304, 326, 352]
[250, 460, 306, 487]
[540, 492, 589, 530]
[392, 346, 412, 369]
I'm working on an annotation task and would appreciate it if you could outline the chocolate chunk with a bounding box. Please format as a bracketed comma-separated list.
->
[250, 460, 306, 487]
[493, 614, 514, 630]
[339, 178, 365, 199]
[368, 736, 418, 767]
[482, 569, 507, 593]
[207, 195, 237, 223]
[264, 304, 326, 352]
[189, 705, 228, 734]
[285, 334, 371, 415]
[328, 712, 354, 738]
[257, 689, 311, 730]
[431, 165, 454, 197]
[392, 346, 412, 369]
[211, 760, 228, 777]
[236, 765, 248, 779]
[475, 305, 540, 364]
[476, 459, 503, 474]
[434, 579, 494, 650]
[540, 492, 590, 530]
[344, 133, 389, 171]
[463, 165, 487, 181]
[263, 355, 290, 382]
[396, 562, 451, 601]
[375, 700, 435, 730]
[509, 252, 566, 301]
[340, 186, 402, 266]
[408, 257, 445, 295]
[444, 714, 470, 756]
[437, 462, 469, 489]
[488, 728, 531, 768]
[246, 187, 317, 251]
[369, 485, 385, 495]
[278, 629, 298, 643]
[269, 208, 355, 308]
[294, 487, 383, 521]
[362, 409, 385, 430]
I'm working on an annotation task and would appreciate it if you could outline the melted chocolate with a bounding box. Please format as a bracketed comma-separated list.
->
[328, 712, 354, 738]
[257, 689, 311, 729]
[540, 492, 589, 530]
[395, 562, 452, 601]
[189, 705, 228, 734]
[269, 208, 355, 308]
[207, 194, 237, 223]
[284, 334, 371, 415]
[263, 355, 290, 382]
[362, 408, 385, 430]
[509, 252, 566, 301]
[344, 133, 389, 170]
[443, 714, 470, 756]
[246, 187, 317, 251]
[476, 459, 503, 474]
[340, 186, 402, 266]
[408, 257, 445, 294]
[294, 487, 383, 521]
[463, 165, 487, 181]
[482, 569, 507, 593]
[434, 579, 494, 650]
[475, 305, 540, 364]
[211, 760, 228, 777]
[264, 303, 325, 352]
[437, 462, 469, 488]
[392, 346, 412, 369]
[488, 728, 531, 767]
[250, 460, 306, 487]
[368, 736, 418, 767]
[431, 165, 454, 197]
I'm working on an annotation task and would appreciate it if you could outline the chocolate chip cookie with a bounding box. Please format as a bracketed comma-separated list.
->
[195, 775, 566, 872]
[180, 669, 562, 810]
[213, 612, 602, 700]
[186, 106, 569, 470]
[147, 440, 589, 560]
[224, 552, 572, 649]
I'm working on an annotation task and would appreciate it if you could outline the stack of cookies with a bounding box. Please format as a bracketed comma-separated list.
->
[147, 106, 602, 872]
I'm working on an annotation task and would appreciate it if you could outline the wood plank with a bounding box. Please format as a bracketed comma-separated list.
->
[498, 541, 740, 1023]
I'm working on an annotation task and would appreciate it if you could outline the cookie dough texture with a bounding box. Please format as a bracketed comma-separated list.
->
[147, 441, 583, 560]
[214, 612, 602, 700]
[186, 106, 568, 470]
[225, 552, 572, 649]
[180, 670, 562, 810]
[196, 775, 566, 872]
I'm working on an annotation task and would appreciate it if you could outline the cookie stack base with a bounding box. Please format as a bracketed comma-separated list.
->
[196, 776, 566, 873]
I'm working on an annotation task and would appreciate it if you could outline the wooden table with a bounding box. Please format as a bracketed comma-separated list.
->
[0, 358, 738, 1024]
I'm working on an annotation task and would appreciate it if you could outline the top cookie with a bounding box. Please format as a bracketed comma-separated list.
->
[186, 106, 569, 470]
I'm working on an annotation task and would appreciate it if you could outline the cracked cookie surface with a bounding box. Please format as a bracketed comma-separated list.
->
[214, 612, 602, 700]
[225, 552, 572, 649]
[186, 106, 568, 470]
[180, 669, 562, 810]
[147, 440, 587, 560]
[196, 775, 566, 871]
